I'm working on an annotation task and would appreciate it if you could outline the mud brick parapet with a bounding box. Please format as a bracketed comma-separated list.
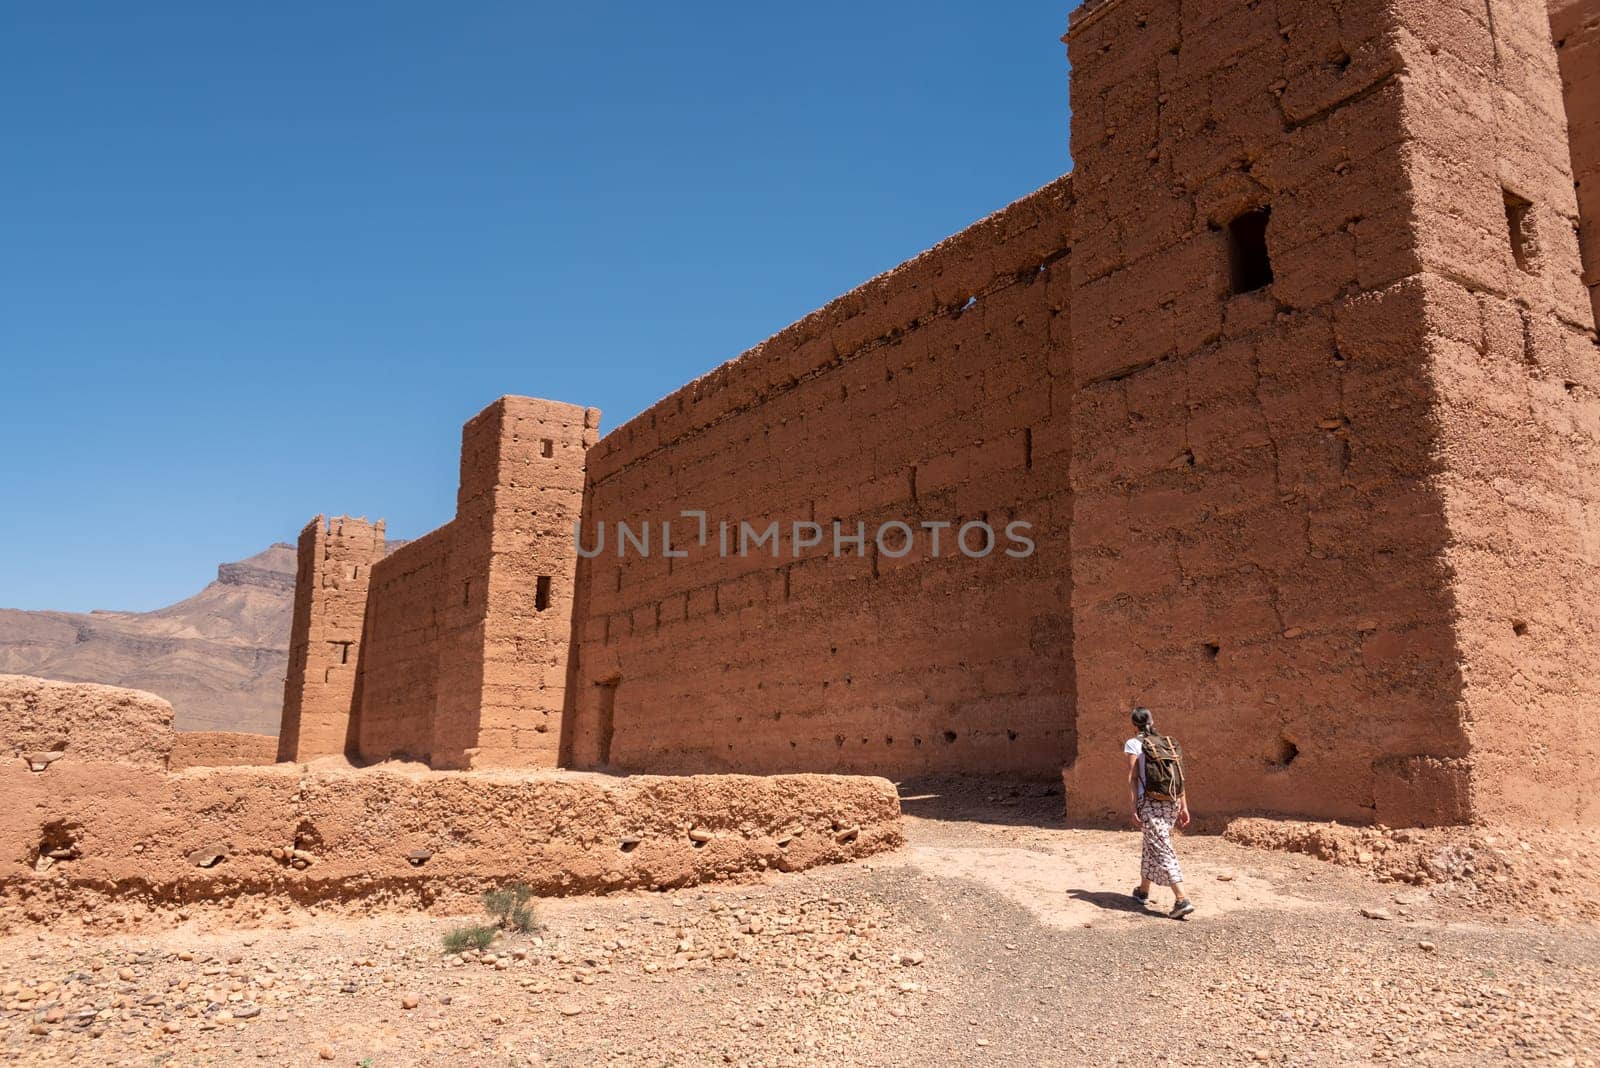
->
[278, 0, 1600, 827]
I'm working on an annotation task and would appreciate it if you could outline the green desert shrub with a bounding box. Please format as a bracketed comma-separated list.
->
[483, 882, 538, 933]
[441, 923, 498, 954]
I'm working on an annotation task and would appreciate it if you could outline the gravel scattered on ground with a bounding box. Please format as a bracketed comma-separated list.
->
[3, 781, 1597, 1066]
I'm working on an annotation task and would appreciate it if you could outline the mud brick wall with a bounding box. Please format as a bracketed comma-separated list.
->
[1551, 0, 1600, 328]
[352, 526, 452, 762]
[1416, 0, 1600, 825]
[169, 731, 279, 769]
[348, 397, 597, 769]
[4, 679, 902, 917]
[1062, 0, 1600, 826]
[564, 179, 1076, 780]
[277, 516, 384, 762]
[1064, 0, 1473, 824]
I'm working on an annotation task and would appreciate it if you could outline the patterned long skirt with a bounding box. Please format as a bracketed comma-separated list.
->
[1137, 797, 1185, 887]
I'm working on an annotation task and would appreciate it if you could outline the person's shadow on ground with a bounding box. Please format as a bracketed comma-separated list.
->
[1065, 889, 1152, 915]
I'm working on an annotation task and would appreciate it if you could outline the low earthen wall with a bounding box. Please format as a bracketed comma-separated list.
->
[168, 731, 280, 769]
[4, 760, 900, 922]
[2, 674, 173, 769]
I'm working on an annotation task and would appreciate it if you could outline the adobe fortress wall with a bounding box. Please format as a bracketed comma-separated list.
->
[1551, 0, 1600, 327]
[277, 0, 1600, 827]
[278, 398, 598, 770]
[563, 179, 1076, 780]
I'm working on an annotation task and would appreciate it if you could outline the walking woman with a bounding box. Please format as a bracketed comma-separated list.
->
[1126, 706, 1195, 918]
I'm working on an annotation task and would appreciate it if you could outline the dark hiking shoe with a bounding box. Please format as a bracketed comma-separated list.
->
[1132, 887, 1149, 904]
[1171, 899, 1195, 919]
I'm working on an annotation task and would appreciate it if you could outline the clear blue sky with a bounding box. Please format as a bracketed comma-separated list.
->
[1, 2, 1072, 613]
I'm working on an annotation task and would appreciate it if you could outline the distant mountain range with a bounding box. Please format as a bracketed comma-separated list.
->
[0, 544, 299, 735]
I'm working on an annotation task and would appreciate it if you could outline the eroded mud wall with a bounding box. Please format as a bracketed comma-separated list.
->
[1062, 0, 1474, 824]
[565, 181, 1076, 780]
[352, 526, 453, 762]
[1422, 0, 1600, 825]
[1551, 0, 1600, 327]
[1061, 0, 1600, 827]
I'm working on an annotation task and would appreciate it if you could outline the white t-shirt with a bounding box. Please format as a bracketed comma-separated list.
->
[1124, 736, 1146, 801]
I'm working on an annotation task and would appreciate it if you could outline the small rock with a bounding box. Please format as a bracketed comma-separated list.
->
[23, 750, 65, 772]
[1360, 908, 1392, 921]
[186, 847, 227, 869]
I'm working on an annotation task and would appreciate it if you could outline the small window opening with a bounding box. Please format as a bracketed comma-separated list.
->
[1203, 641, 1221, 660]
[1512, 619, 1529, 637]
[1269, 736, 1299, 768]
[540, 438, 554, 458]
[535, 575, 552, 612]
[1503, 190, 1538, 273]
[1227, 209, 1274, 294]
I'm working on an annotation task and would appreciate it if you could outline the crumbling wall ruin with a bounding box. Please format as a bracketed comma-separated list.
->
[4, 676, 900, 919]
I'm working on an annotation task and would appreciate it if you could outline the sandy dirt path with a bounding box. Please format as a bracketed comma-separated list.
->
[4, 781, 1598, 1066]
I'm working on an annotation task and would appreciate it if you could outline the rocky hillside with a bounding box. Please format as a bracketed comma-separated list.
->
[0, 544, 297, 735]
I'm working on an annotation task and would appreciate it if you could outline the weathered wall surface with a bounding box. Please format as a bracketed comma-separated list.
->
[1421, 0, 1600, 825]
[6, 676, 899, 920]
[4, 760, 900, 920]
[450, 397, 597, 769]
[1061, 0, 1600, 826]
[353, 527, 452, 761]
[1551, 0, 1600, 327]
[277, 517, 385, 762]
[348, 397, 597, 769]
[2, 674, 173, 769]
[169, 731, 279, 769]
[564, 180, 1075, 780]
[266, 0, 1600, 827]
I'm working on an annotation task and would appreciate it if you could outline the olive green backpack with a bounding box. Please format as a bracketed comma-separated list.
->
[1140, 732, 1187, 802]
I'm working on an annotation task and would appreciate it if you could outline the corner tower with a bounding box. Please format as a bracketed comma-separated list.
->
[277, 515, 384, 762]
[431, 396, 599, 768]
[1063, 0, 1600, 825]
